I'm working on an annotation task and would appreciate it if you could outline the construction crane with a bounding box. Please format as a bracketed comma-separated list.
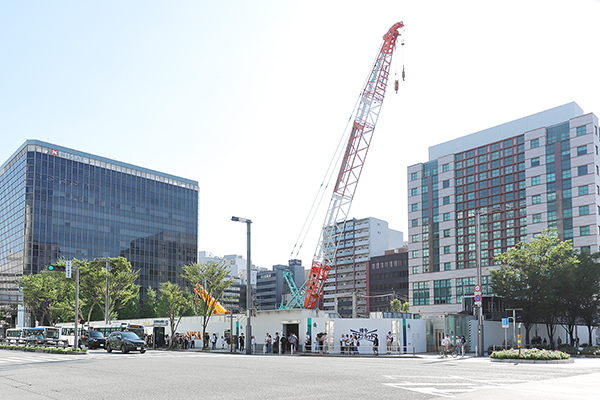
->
[193, 283, 230, 315]
[302, 22, 405, 309]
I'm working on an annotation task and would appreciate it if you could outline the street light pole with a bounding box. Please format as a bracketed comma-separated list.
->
[105, 259, 110, 325]
[474, 206, 501, 357]
[475, 210, 484, 357]
[232, 216, 252, 355]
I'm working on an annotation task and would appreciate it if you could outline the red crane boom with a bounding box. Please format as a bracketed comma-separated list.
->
[303, 22, 404, 309]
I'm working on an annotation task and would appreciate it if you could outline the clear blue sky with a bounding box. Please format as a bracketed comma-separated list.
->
[1, 1, 599, 270]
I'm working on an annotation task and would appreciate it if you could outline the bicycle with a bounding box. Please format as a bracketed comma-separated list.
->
[439, 344, 458, 358]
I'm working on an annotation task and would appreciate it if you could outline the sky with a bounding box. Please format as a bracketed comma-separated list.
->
[1, 1, 600, 271]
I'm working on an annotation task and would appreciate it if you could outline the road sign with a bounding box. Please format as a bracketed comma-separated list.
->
[474, 284, 481, 293]
[66, 261, 72, 279]
[502, 318, 509, 328]
[474, 294, 482, 303]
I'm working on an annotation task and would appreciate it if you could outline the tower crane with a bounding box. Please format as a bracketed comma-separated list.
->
[302, 22, 404, 309]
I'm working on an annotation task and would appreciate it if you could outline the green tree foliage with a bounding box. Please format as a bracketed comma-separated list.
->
[80, 259, 109, 324]
[181, 261, 233, 349]
[492, 229, 579, 345]
[565, 251, 600, 345]
[106, 257, 140, 320]
[157, 281, 192, 340]
[140, 287, 158, 318]
[18, 265, 72, 326]
[390, 299, 409, 313]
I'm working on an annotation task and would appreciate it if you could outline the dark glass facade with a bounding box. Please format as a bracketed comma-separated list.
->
[0, 140, 198, 301]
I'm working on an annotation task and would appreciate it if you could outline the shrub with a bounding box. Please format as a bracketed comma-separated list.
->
[490, 348, 570, 360]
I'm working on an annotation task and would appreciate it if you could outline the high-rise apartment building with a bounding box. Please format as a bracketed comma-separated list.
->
[0, 140, 198, 322]
[322, 217, 403, 317]
[407, 102, 600, 317]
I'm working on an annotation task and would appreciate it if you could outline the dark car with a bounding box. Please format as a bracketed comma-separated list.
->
[106, 331, 146, 354]
[25, 334, 46, 346]
[81, 330, 106, 349]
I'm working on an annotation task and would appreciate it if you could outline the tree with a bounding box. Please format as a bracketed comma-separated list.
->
[181, 261, 233, 349]
[140, 287, 158, 318]
[79, 259, 109, 324]
[106, 257, 140, 320]
[492, 229, 578, 345]
[18, 262, 72, 326]
[390, 299, 409, 313]
[569, 251, 600, 345]
[157, 281, 192, 342]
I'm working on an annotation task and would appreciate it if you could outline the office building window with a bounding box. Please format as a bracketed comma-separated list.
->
[532, 214, 542, 223]
[412, 219, 418, 227]
[411, 172, 418, 180]
[579, 185, 589, 196]
[577, 145, 587, 156]
[411, 250, 419, 258]
[578, 165, 588, 176]
[581, 226, 590, 236]
[531, 157, 540, 167]
[411, 234, 419, 243]
[411, 203, 418, 212]
[443, 179, 450, 188]
[433, 280, 452, 304]
[413, 282, 430, 305]
[531, 176, 540, 185]
[530, 138, 539, 148]
[577, 126, 587, 136]
[411, 187, 418, 196]
[442, 163, 449, 172]
[532, 194, 541, 205]
[580, 206, 590, 216]
[444, 262, 451, 271]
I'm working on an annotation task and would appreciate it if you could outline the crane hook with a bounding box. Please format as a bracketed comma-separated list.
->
[394, 80, 399, 94]
[402, 65, 405, 81]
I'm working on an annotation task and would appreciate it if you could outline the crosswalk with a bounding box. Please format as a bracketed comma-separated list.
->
[0, 349, 218, 367]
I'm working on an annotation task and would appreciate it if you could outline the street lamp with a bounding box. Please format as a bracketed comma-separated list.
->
[474, 206, 502, 357]
[232, 216, 252, 355]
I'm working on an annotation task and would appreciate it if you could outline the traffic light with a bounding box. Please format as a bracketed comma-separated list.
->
[47, 264, 66, 272]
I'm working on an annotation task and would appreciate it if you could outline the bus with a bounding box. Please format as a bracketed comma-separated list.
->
[57, 325, 84, 347]
[90, 323, 145, 340]
[22, 327, 61, 346]
[58, 323, 145, 347]
[4, 328, 26, 344]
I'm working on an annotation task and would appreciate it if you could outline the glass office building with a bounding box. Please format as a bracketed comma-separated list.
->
[0, 140, 198, 309]
[407, 103, 600, 318]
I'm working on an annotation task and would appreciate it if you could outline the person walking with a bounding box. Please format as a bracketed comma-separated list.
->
[264, 333, 270, 354]
[239, 333, 245, 352]
[386, 331, 393, 354]
[274, 332, 280, 354]
[460, 335, 466, 357]
[373, 334, 379, 355]
[251, 335, 256, 354]
[304, 331, 311, 353]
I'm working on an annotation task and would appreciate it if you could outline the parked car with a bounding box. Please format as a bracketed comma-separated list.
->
[81, 330, 106, 349]
[106, 331, 146, 354]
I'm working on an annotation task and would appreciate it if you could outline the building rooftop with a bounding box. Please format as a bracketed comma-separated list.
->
[428, 102, 584, 160]
[1, 139, 198, 188]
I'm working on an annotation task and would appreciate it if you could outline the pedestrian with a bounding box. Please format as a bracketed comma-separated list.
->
[264, 333, 270, 354]
[251, 335, 256, 354]
[386, 331, 393, 354]
[280, 334, 287, 354]
[460, 335, 466, 357]
[221, 336, 225, 349]
[305, 331, 311, 353]
[274, 332, 280, 354]
[290, 333, 297, 355]
[340, 334, 346, 354]
[191, 336, 195, 349]
[239, 333, 245, 351]
[373, 334, 379, 355]
[352, 334, 359, 355]
[211, 333, 217, 350]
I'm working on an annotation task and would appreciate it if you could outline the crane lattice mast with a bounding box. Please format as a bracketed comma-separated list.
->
[303, 22, 404, 309]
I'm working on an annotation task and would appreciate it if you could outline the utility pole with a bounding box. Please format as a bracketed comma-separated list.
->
[232, 216, 252, 355]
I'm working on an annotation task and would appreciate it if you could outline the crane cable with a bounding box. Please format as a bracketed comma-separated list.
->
[290, 40, 389, 261]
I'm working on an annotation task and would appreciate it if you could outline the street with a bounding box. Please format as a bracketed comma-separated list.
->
[0, 349, 599, 399]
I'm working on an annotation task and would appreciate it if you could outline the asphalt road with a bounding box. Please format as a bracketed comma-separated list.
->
[1, 349, 599, 399]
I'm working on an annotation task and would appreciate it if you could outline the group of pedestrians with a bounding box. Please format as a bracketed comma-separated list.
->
[340, 333, 361, 355]
[441, 334, 467, 357]
[258, 332, 298, 354]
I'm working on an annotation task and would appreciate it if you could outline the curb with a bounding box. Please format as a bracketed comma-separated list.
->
[491, 358, 574, 364]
